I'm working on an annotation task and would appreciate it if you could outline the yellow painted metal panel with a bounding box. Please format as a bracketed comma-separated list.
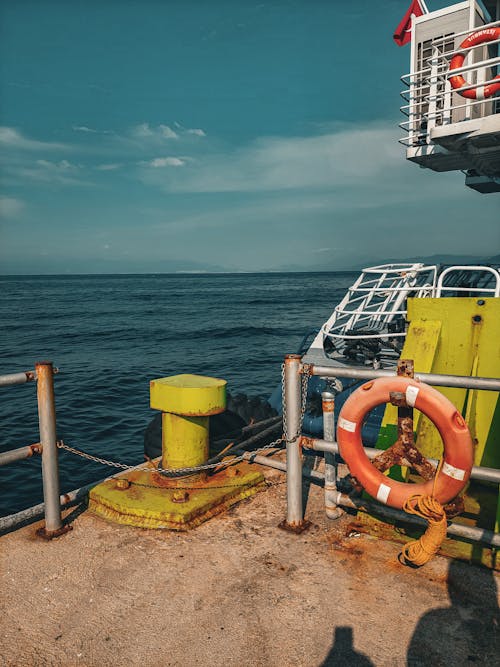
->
[407, 298, 500, 463]
[380, 318, 441, 431]
[150, 373, 226, 415]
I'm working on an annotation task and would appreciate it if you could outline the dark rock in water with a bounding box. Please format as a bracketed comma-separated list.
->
[143, 393, 277, 460]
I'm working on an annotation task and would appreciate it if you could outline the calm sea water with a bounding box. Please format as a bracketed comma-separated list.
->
[0, 272, 356, 516]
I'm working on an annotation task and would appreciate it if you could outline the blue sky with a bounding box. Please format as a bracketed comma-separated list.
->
[0, 0, 498, 273]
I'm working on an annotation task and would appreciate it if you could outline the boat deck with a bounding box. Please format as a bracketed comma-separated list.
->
[1, 460, 498, 667]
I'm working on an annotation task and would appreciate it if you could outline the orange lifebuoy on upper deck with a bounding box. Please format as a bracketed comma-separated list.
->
[449, 27, 500, 100]
[336, 377, 473, 510]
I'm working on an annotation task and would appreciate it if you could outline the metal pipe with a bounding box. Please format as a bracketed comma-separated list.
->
[0, 444, 41, 467]
[307, 438, 500, 486]
[242, 415, 282, 434]
[242, 452, 324, 482]
[332, 491, 500, 549]
[36, 361, 63, 534]
[283, 354, 304, 528]
[206, 420, 282, 466]
[308, 436, 500, 484]
[309, 365, 500, 392]
[0, 481, 97, 534]
[243, 452, 500, 548]
[0, 370, 36, 387]
[322, 392, 342, 519]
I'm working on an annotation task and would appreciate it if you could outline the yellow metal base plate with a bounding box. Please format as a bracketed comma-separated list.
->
[88, 460, 265, 531]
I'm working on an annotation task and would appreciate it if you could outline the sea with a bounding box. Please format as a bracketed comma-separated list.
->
[0, 272, 356, 517]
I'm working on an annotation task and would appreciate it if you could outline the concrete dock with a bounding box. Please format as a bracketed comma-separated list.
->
[1, 462, 498, 666]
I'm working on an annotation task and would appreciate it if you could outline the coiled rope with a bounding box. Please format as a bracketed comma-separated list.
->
[400, 458, 449, 567]
[400, 493, 448, 566]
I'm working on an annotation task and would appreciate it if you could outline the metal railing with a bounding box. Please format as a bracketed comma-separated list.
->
[305, 263, 500, 369]
[281, 354, 500, 548]
[0, 362, 67, 538]
[400, 19, 500, 148]
[436, 265, 500, 296]
[311, 264, 437, 353]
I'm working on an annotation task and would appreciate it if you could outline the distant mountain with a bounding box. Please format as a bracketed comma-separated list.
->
[271, 254, 498, 273]
[0, 256, 227, 275]
[358, 254, 500, 269]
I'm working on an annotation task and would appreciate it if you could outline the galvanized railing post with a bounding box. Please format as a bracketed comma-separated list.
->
[35, 361, 69, 538]
[281, 354, 309, 532]
[322, 392, 343, 520]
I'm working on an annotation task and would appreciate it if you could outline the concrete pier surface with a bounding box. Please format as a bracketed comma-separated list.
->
[1, 461, 498, 667]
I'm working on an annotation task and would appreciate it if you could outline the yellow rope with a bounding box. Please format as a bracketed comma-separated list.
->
[400, 494, 448, 566]
[400, 458, 448, 567]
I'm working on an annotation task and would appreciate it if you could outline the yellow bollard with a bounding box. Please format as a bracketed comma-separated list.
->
[89, 372, 265, 531]
[149, 374, 227, 476]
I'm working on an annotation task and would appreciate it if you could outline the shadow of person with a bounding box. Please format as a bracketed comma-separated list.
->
[407, 559, 499, 666]
[320, 626, 374, 666]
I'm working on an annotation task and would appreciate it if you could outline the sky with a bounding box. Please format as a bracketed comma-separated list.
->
[0, 0, 499, 274]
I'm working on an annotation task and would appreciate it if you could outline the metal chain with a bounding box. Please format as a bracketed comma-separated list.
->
[56, 439, 284, 476]
[300, 364, 311, 435]
[282, 361, 310, 445]
[57, 361, 311, 474]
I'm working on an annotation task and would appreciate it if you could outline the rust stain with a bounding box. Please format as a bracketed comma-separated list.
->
[397, 359, 414, 378]
[389, 391, 407, 407]
[300, 435, 315, 449]
[278, 519, 311, 534]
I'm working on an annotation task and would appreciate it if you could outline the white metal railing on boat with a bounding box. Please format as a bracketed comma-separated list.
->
[305, 263, 499, 368]
[399, 19, 500, 149]
[312, 264, 437, 354]
[436, 265, 500, 297]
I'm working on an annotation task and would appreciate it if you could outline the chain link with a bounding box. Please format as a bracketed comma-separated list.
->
[57, 438, 285, 476]
[282, 360, 310, 445]
[57, 360, 310, 474]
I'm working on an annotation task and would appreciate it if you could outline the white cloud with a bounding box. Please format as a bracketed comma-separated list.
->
[9, 159, 91, 186]
[0, 126, 68, 151]
[0, 196, 24, 218]
[148, 157, 185, 168]
[136, 122, 478, 223]
[73, 125, 98, 133]
[132, 123, 154, 138]
[72, 125, 111, 134]
[37, 159, 76, 171]
[159, 124, 178, 139]
[186, 128, 206, 137]
[96, 163, 122, 171]
[131, 123, 178, 140]
[140, 124, 402, 194]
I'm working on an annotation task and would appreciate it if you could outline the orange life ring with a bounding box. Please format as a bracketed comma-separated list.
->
[449, 27, 500, 100]
[336, 377, 473, 510]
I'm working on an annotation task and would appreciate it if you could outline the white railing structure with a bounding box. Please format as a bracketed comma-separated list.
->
[305, 263, 437, 366]
[399, 18, 500, 191]
[436, 265, 500, 296]
[303, 262, 500, 368]
[400, 19, 500, 147]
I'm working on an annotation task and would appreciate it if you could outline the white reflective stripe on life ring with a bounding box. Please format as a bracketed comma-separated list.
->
[442, 461, 467, 481]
